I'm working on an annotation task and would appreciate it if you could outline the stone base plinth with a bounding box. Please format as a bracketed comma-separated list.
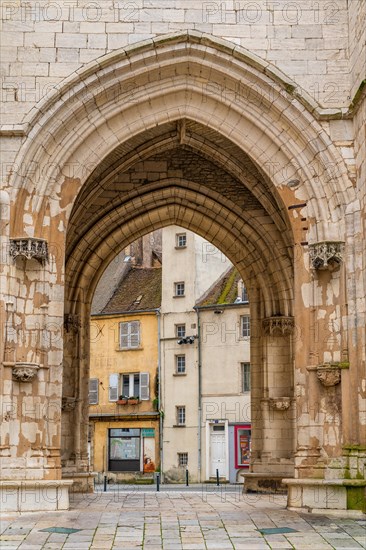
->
[283, 478, 366, 514]
[241, 473, 289, 494]
[62, 472, 96, 493]
[0, 480, 73, 512]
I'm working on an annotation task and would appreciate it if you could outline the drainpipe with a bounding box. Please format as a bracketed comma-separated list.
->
[156, 309, 163, 480]
[194, 307, 202, 482]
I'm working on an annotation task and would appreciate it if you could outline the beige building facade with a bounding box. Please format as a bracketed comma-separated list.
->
[0, 2, 365, 512]
[160, 226, 251, 483]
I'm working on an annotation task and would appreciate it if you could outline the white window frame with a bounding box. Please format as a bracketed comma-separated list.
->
[119, 320, 140, 349]
[176, 233, 187, 248]
[241, 362, 250, 392]
[241, 285, 249, 303]
[176, 406, 186, 426]
[178, 452, 188, 467]
[175, 324, 186, 338]
[89, 378, 99, 404]
[240, 315, 250, 338]
[109, 372, 150, 401]
[174, 282, 185, 297]
[176, 354, 186, 374]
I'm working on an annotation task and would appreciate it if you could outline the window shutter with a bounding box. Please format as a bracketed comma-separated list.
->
[139, 372, 149, 400]
[89, 378, 99, 404]
[120, 322, 128, 348]
[109, 373, 119, 401]
[130, 321, 140, 348]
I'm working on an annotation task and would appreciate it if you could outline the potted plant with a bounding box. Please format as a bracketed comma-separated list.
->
[117, 395, 128, 405]
[128, 396, 139, 405]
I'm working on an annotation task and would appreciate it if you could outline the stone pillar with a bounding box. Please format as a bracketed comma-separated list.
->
[61, 303, 94, 492]
[244, 312, 295, 493]
[0, 220, 72, 510]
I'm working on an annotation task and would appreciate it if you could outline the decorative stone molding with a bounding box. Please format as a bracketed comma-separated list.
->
[269, 397, 291, 410]
[12, 362, 40, 382]
[9, 238, 48, 264]
[309, 241, 345, 271]
[64, 314, 80, 333]
[263, 316, 294, 336]
[62, 397, 77, 411]
[316, 364, 341, 387]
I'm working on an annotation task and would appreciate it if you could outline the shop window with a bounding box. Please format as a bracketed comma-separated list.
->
[235, 425, 251, 468]
[108, 428, 141, 472]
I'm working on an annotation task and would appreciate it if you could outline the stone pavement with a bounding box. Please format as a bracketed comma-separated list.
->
[0, 487, 365, 550]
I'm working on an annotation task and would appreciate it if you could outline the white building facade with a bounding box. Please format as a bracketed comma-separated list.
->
[160, 226, 251, 483]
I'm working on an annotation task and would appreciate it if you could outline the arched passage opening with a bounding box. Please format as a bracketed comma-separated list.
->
[2, 32, 359, 512]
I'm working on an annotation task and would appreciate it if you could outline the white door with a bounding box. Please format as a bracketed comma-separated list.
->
[210, 425, 226, 478]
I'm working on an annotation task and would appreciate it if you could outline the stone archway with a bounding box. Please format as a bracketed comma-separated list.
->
[1, 32, 364, 513]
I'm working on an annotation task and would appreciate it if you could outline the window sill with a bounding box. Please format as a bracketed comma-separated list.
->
[175, 246, 187, 250]
[173, 373, 187, 376]
[116, 346, 143, 351]
[173, 424, 186, 428]
[173, 295, 185, 298]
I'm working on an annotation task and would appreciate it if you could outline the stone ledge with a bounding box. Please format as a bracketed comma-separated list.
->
[0, 480, 73, 512]
[241, 473, 289, 494]
[283, 478, 366, 513]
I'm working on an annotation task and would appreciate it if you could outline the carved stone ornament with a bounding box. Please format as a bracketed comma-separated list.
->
[309, 241, 345, 271]
[9, 238, 48, 264]
[12, 362, 40, 382]
[263, 316, 294, 336]
[269, 397, 291, 410]
[64, 313, 80, 333]
[62, 397, 77, 411]
[317, 364, 341, 387]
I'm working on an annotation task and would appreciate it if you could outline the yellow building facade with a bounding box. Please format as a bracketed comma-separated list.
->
[89, 308, 160, 481]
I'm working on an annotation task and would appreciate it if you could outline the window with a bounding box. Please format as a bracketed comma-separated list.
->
[174, 282, 185, 297]
[176, 233, 187, 248]
[176, 354, 186, 374]
[176, 406, 186, 425]
[175, 324, 186, 338]
[89, 378, 99, 404]
[119, 321, 140, 349]
[241, 315, 250, 338]
[109, 372, 150, 401]
[178, 452, 188, 467]
[109, 428, 141, 472]
[241, 363, 250, 392]
[241, 285, 249, 303]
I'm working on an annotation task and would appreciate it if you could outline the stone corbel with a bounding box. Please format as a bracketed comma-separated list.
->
[12, 362, 40, 382]
[263, 316, 294, 336]
[64, 314, 80, 333]
[61, 397, 77, 411]
[316, 364, 341, 387]
[269, 397, 291, 410]
[309, 241, 344, 271]
[9, 238, 49, 264]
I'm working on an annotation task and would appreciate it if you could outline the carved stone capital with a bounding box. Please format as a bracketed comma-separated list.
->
[12, 362, 39, 382]
[309, 241, 344, 271]
[263, 316, 294, 336]
[9, 238, 48, 264]
[316, 364, 341, 387]
[62, 397, 77, 411]
[269, 397, 291, 410]
[64, 314, 80, 333]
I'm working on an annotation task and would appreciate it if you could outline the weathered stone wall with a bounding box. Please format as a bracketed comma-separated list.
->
[0, 0, 356, 130]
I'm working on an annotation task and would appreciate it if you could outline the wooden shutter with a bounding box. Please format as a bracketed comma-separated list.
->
[119, 322, 128, 348]
[129, 321, 140, 348]
[139, 372, 149, 400]
[109, 373, 119, 401]
[89, 378, 99, 404]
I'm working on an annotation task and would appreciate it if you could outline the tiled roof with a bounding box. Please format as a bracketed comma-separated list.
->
[196, 266, 241, 306]
[101, 267, 162, 313]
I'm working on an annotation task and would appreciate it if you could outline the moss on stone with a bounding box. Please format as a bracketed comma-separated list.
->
[347, 486, 366, 512]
